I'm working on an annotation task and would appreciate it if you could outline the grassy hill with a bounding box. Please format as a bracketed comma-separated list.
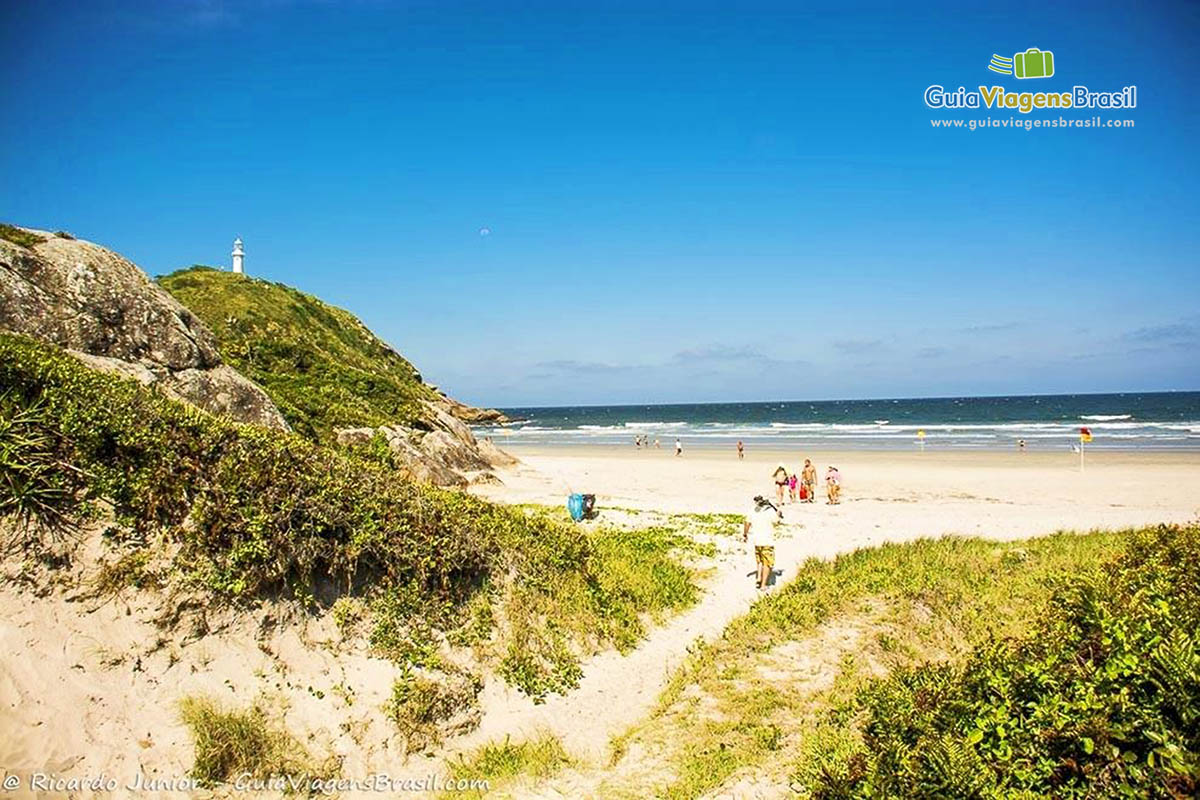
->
[158, 266, 438, 441]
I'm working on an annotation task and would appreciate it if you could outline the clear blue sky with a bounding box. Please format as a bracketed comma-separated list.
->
[2, 0, 1197, 406]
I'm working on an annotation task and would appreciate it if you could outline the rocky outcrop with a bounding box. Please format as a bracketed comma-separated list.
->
[429, 388, 510, 425]
[336, 396, 517, 488]
[0, 226, 288, 430]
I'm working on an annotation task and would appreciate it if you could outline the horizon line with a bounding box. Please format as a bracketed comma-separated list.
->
[495, 388, 1200, 411]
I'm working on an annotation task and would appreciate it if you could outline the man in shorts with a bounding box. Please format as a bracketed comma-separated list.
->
[802, 459, 817, 503]
[743, 495, 781, 591]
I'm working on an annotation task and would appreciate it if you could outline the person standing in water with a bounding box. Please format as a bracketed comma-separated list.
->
[802, 459, 817, 503]
[743, 495, 781, 591]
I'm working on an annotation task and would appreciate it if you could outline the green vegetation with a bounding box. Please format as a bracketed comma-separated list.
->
[810, 524, 1199, 799]
[384, 665, 483, 752]
[158, 266, 436, 440]
[447, 734, 572, 798]
[0, 223, 46, 248]
[91, 549, 161, 595]
[179, 696, 324, 786]
[588, 527, 1199, 799]
[0, 333, 698, 699]
[600, 531, 1126, 799]
[0, 394, 87, 544]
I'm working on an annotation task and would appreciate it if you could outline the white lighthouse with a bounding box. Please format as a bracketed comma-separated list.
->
[231, 237, 245, 275]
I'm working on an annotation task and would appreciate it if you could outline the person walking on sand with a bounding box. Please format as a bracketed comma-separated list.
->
[802, 459, 817, 503]
[675, 438, 683, 457]
[788, 472, 798, 503]
[825, 465, 842, 505]
[772, 465, 788, 505]
[743, 495, 781, 591]
[737, 440, 744, 460]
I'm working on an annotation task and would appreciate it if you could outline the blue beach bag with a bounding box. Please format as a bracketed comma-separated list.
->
[567, 493, 585, 522]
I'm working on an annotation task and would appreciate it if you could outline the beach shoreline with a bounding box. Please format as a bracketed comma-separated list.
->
[475, 445, 1200, 534]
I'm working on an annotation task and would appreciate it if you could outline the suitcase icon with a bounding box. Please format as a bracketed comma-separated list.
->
[1014, 48, 1054, 79]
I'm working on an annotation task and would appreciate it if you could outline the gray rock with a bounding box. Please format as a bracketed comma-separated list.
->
[0, 227, 288, 430]
[333, 397, 518, 488]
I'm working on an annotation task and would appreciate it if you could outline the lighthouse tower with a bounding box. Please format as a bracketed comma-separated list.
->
[231, 237, 245, 275]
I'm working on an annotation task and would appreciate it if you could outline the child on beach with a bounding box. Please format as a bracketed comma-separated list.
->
[743, 495, 781, 591]
[825, 465, 842, 505]
[788, 472, 798, 503]
[802, 459, 817, 503]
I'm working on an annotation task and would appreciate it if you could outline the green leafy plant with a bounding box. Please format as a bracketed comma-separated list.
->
[811, 524, 1200, 799]
[0, 393, 88, 547]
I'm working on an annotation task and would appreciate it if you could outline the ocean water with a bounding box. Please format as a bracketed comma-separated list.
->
[474, 392, 1200, 451]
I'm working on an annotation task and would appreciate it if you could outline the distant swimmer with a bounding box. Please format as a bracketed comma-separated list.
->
[737, 440, 744, 460]
[1018, 438, 1026, 452]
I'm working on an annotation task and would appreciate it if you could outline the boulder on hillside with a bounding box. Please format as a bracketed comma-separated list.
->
[334, 398, 518, 489]
[0, 226, 289, 431]
[430, 389, 510, 425]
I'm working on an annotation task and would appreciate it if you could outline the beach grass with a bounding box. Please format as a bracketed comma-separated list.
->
[597, 528, 1171, 798]
[179, 695, 328, 786]
[444, 734, 572, 798]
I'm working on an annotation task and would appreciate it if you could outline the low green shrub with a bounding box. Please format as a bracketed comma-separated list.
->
[179, 696, 320, 786]
[811, 524, 1200, 799]
[448, 733, 571, 798]
[0, 224, 45, 248]
[0, 393, 88, 546]
[384, 666, 483, 753]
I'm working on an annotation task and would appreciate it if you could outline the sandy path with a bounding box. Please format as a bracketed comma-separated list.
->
[461, 447, 1200, 762]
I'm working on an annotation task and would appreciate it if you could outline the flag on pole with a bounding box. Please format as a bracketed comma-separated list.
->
[1080, 427, 1093, 443]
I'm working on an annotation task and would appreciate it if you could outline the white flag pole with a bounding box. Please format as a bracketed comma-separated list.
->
[1080, 437, 1085, 472]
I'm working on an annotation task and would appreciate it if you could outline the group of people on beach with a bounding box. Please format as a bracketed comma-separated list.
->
[770, 459, 840, 505]
[742, 459, 842, 591]
[634, 435, 684, 456]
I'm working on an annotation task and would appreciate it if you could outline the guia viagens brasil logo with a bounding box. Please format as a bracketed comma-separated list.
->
[925, 48, 1136, 114]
